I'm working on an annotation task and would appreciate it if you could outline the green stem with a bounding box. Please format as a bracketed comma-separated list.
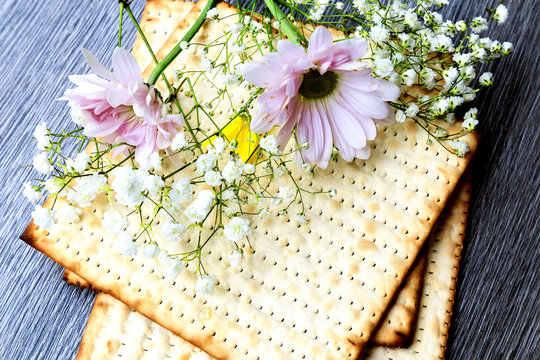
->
[118, 2, 124, 47]
[263, 0, 306, 46]
[147, 0, 217, 86]
[123, 2, 201, 151]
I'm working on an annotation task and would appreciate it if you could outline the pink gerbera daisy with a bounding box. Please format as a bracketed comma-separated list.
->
[240, 27, 400, 168]
[62, 47, 183, 169]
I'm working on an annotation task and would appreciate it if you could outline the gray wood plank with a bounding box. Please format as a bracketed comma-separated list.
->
[0, 1, 537, 359]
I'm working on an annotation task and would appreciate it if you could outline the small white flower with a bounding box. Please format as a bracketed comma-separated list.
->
[158, 251, 183, 278]
[36, 136, 51, 151]
[143, 243, 159, 258]
[274, 165, 287, 177]
[502, 42, 513, 55]
[224, 207, 236, 217]
[434, 0, 449, 7]
[335, 1, 344, 10]
[274, 186, 294, 205]
[455, 20, 467, 32]
[34, 122, 49, 139]
[170, 178, 193, 203]
[31, 205, 56, 230]
[229, 248, 243, 267]
[462, 118, 479, 131]
[434, 127, 448, 138]
[374, 58, 394, 78]
[111, 167, 146, 207]
[464, 108, 478, 120]
[442, 67, 459, 84]
[446, 113, 456, 124]
[23, 182, 42, 204]
[143, 174, 164, 196]
[231, 43, 246, 55]
[171, 132, 188, 151]
[450, 140, 470, 157]
[56, 205, 82, 224]
[401, 68, 417, 87]
[431, 34, 454, 52]
[149, 152, 162, 171]
[207, 137, 227, 156]
[221, 189, 236, 202]
[260, 135, 279, 154]
[45, 178, 63, 195]
[33, 153, 53, 175]
[328, 188, 337, 197]
[222, 160, 244, 183]
[473, 47, 486, 60]
[447, 96, 464, 110]
[161, 220, 187, 242]
[195, 274, 216, 296]
[370, 25, 389, 44]
[206, 7, 219, 19]
[494, 4, 508, 23]
[184, 190, 215, 224]
[470, 16, 488, 33]
[395, 110, 406, 123]
[431, 99, 450, 116]
[67, 173, 107, 208]
[116, 232, 138, 256]
[73, 152, 91, 172]
[479, 72, 493, 86]
[419, 68, 437, 89]
[250, 20, 263, 32]
[222, 73, 240, 87]
[196, 153, 216, 173]
[201, 58, 214, 72]
[70, 107, 89, 126]
[102, 211, 127, 235]
[452, 53, 472, 67]
[204, 170, 222, 187]
[34, 122, 51, 149]
[403, 10, 421, 29]
[228, 23, 243, 34]
[301, 163, 311, 172]
[243, 163, 255, 175]
[294, 213, 308, 224]
[165, 258, 183, 279]
[405, 103, 420, 117]
[180, 41, 189, 50]
[224, 217, 251, 242]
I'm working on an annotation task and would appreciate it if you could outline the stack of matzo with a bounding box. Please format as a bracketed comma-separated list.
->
[21, 1, 477, 359]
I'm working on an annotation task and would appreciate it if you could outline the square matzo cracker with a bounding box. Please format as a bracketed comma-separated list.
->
[21, 1, 478, 359]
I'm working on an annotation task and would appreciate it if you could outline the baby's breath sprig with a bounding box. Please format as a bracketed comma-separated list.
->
[276, 0, 513, 157]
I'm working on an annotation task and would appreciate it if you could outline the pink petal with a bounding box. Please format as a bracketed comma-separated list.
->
[355, 145, 371, 159]
[337, 82, 389, 119]
[83, 112, 124, 137]
[81, 48, 117, 82]
[307, 27, 334, 64]
[107, 87, 133, 107]
[372, 79, 401, 101]
[112, 47, 141, 85]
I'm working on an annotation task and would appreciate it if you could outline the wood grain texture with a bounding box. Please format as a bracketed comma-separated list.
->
[0, 1, 538, 359]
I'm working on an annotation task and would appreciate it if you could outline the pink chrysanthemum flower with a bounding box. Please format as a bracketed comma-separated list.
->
[241, 27, 400, 168]
[62, 47, 183, 169]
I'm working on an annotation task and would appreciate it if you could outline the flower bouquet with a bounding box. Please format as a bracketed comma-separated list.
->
[21, 0, 512, 358]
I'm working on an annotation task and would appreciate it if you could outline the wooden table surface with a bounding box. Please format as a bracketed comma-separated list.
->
[0, 1, 538, 359]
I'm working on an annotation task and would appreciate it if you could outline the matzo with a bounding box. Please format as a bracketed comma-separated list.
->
[73, 179, 471, 360]
[21, 1, 478, 359]
[63, 0, 428, 346]
[63, 257, 426, 348]
[131, 0, 195, 70]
